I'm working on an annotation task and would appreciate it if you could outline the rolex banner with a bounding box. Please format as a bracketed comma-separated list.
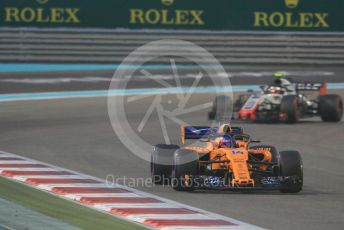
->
[0, 0, 343, 32]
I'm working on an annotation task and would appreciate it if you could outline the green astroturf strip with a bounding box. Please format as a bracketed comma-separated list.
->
[0, 177, 145, 230]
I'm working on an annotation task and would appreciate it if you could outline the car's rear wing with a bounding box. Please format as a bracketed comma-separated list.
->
[296, 82, 327, 95]
[181, 126, 243, 144]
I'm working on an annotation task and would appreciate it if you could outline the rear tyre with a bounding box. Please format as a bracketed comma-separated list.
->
[319, 95, 343, 122]
[172, 149, 199, 191]
[279, 151, 303, 193]
[151, 144, 179, 185]
[209, 95, 232, 121]
[281, 95, 300, 124]
[208, 111, 215, 120]
[234, 94, 251, 112]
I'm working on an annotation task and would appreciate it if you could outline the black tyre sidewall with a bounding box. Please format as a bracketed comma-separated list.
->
[213, 95, 232, 122]
[278, 150, 303, 193]
[172, 149, 199, 191]
[281, 95, 299, 124]
[319, 95, 343, 122]
[151, 144, 179, 184]
[234, 94, 251, 111]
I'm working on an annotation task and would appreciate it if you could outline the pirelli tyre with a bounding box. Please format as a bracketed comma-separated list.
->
[151, 144, 179, 185]
[278, 151, 303, 193]
[280, 95, 300, 124]
[172, 149, 199, 191]
[208, 95, 232, 121]
[319, 95, 343, 122]
[234, 94, 251, 112]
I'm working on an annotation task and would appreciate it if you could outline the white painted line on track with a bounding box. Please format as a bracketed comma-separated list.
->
[161, 227, 241, 230]
[36, 183, 107, 190]
[71, 193, 141, 200]
[0, 168, 59, 173]
[127, 214, 214, 221]
[13, 175, 87, 181]
[0, 160, 29, 164]
[95, 203, 179, 210]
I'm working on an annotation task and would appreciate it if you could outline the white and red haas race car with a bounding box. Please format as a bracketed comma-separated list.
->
[209, 76, 343, 123]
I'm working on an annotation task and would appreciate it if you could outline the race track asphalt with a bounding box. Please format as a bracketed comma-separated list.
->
[1, 88, 343, 230]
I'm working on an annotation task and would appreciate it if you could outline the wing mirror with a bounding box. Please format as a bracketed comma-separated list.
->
[250, 138, 261, 143]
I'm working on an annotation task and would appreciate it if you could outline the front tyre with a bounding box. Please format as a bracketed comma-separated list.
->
[172, 149, 199, 191]
[234, 94, 251, 112]
[319, 95, 343, 122]
[279, 151, 303, 193]
[280, 95, 300, 124]
[151, 144, 179, 185]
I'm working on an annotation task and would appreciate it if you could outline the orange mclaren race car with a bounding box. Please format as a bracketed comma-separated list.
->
[151, 124, 303, 193]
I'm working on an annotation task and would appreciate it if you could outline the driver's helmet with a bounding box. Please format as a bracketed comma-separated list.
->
[219, 135, 233, 148]
[274, 72, 292, 86]
[274, 72, 286, 78]
[268, 86, 282, 94]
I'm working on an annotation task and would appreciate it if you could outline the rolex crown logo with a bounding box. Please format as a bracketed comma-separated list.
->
[161, 0, 174, 6]
[285, 0, 300, 8]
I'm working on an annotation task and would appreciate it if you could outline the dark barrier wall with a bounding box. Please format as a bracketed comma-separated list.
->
[1, 0, 343, 31]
